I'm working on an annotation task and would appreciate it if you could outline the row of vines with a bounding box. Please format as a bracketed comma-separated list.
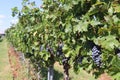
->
[0, 35, 2, 42]
[6, 0, 120, 80]
[0, 34, 3, 42]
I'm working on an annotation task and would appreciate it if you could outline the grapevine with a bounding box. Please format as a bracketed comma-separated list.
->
[6, 0, 120, 80]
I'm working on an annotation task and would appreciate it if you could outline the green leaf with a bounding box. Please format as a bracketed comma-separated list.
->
[94, 35, 120, 51]
[63, 4, 72, 11]
[11, 7, 19, 17]
[39, 51, 50, 61]
[114, 4, 120, 13]
[90, 19, 101, 27]
[65, 50, 74, 57]
[34, 41, 39, 46]
[72, 0, 79, 5]
[108, 7, 114, 16]
[74, 20, 89, 33]
[65, 23, 72, 33]
[112, 15, 120, 24]
[30, 17, 35, 22]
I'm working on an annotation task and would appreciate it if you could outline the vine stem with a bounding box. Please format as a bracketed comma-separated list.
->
[47, 65, 54, 80]
[63, 62, 70, 80]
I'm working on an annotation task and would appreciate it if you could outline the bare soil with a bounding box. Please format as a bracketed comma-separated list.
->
[8, 46, 27, 80]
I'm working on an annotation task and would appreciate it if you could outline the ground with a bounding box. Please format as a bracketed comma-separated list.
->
[0, 39, 12, 80]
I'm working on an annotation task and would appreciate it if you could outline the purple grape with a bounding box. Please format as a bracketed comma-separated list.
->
[115, 48, 120, 58]
[92, 45, 102, 67]
[56, 43, 63, 56]
[77, 56, 83, 64]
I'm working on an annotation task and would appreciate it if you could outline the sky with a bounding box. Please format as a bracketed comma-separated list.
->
[0, 0, 42, 33]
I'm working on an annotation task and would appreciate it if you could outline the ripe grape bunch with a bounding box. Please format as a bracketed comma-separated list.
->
[40, 45, 44, 51]
[62, 56, 70, 65]
[76, 56, 84, 64]
[115, 48, 120, 58]
[62, 57, 68, 64]
[92, 45, 102, 67]
[56, 42, 64, 57]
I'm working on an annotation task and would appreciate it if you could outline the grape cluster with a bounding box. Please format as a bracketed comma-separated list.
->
[62, 57, 70, 64]
[40, 44, 54, 56]
[77, 56, 84, 64]
[56, 43, 64, 57]
[40, 45, 44, 51]
[92, 45, 102, 67]
[115, 48, 120, 58]
[47, 47, 54, 54]
[62, 57, 68, 64]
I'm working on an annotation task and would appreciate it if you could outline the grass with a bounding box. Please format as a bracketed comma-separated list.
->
[0, 38, 12, 80]
[40, 62, 96, 80]
[54, 62, 96, 80]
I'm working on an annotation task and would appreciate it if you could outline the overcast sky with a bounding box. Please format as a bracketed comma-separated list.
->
[0, 0, 42, 33]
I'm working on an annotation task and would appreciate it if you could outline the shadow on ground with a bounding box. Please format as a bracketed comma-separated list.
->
[41, 67, 63, 80]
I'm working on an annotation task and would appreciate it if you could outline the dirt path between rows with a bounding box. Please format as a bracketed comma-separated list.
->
[8, 46, 27, 80]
